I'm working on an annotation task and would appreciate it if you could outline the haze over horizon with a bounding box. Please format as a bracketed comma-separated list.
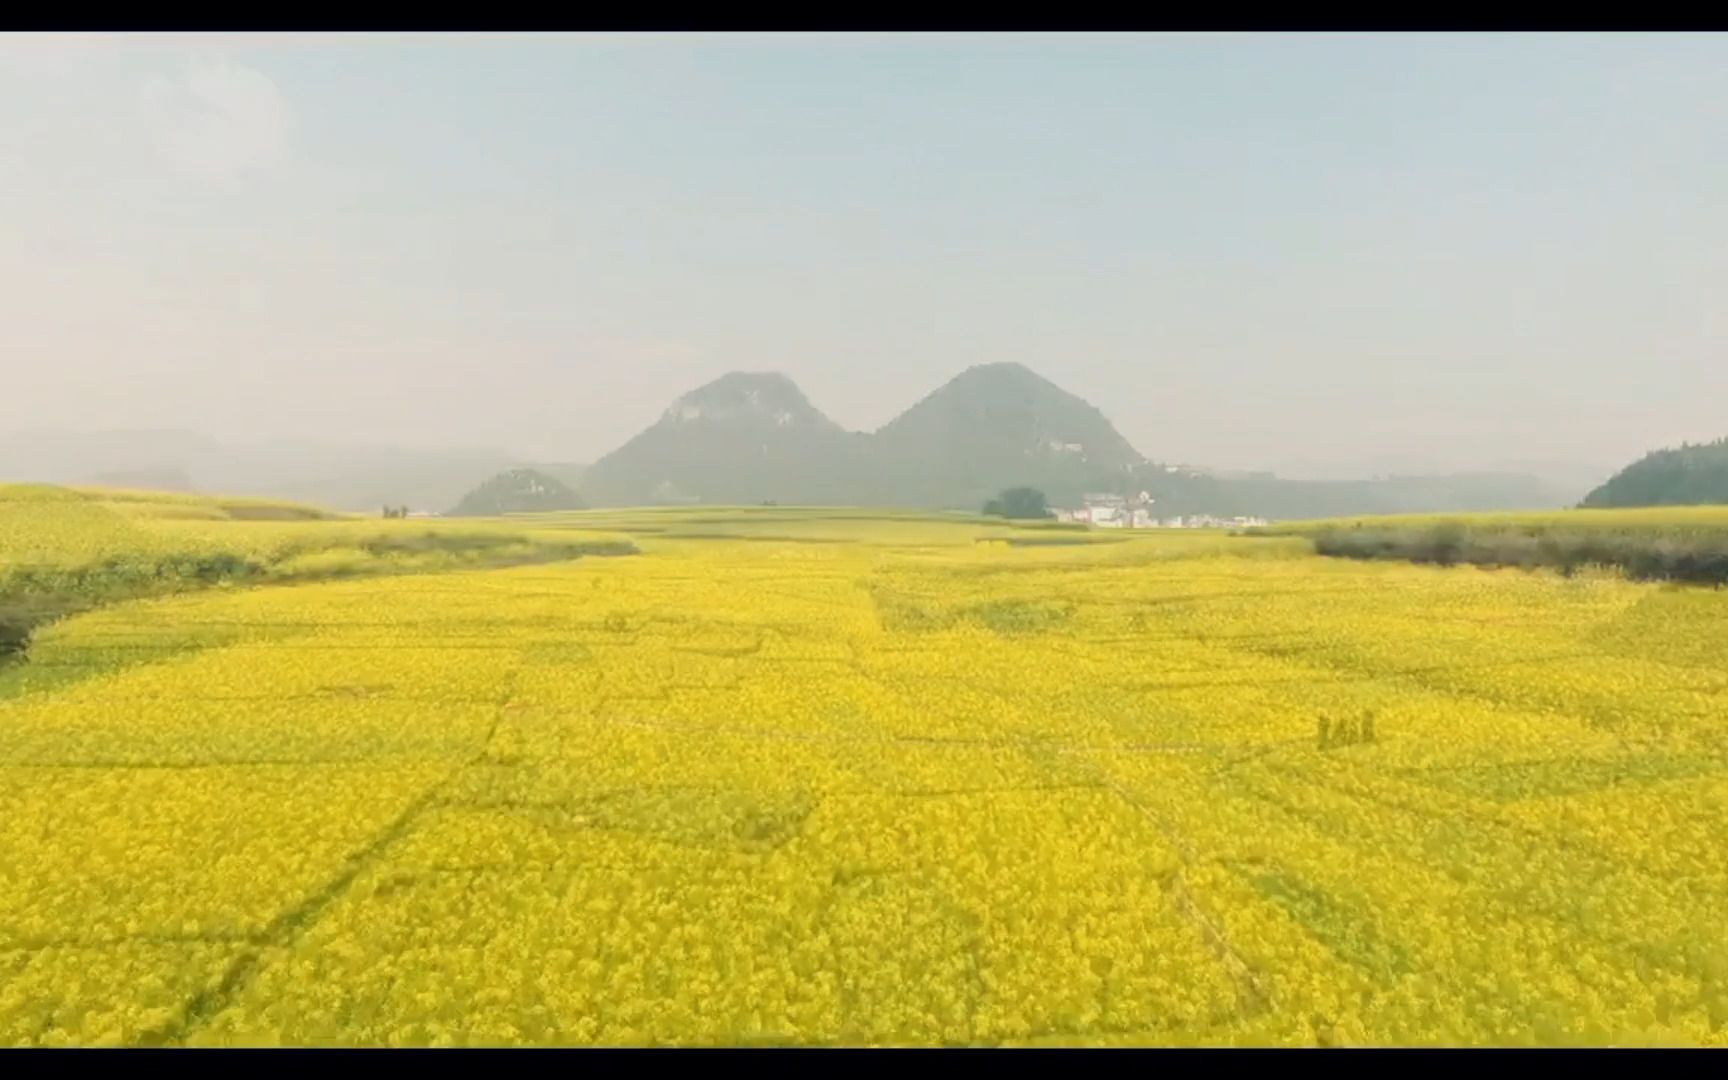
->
[4, 32, 1723, 480]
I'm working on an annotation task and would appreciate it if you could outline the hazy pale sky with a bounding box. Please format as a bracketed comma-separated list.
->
[3, 31, 1724, 475]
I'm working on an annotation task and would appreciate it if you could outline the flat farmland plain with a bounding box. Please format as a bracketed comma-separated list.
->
[3, 504, 1727, 1046]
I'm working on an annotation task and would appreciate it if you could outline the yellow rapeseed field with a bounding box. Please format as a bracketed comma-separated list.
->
[3, 502, 1727, 1046]
[0, 484, 632, 576]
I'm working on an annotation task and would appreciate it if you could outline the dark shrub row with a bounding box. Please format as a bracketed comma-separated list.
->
[1, 537, 638, 671]
[1310, 524, 1728, 586]
[0, 607, 37, 660]
[1, 552, 262, 599]
[0, 552, 272, 670]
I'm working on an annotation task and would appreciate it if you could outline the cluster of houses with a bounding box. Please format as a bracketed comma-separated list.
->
[1051, 492, 1269, 530]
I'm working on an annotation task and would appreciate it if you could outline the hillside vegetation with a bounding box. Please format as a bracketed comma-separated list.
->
[449, 469, 587, 517]
[1582, 438, 1728, 509]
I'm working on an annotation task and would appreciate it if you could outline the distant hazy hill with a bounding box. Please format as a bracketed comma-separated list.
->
[581, 364, 1141, 509]
[580, 372, 874, 506]
[1135, 468, 1576, 519]
[528, 462, 589, 492]
[1270, 456, 1608, 505]
[6, 377, 1592, 520]
[0, 430, 219, 486]
[871, 362, 1145, 508]
[84, 466, 198, 494]
[578, 365, 1580, 517]
[1581, 438, 1728, 508]
[449, 468, 586, 516]
[0, 430, 533, 514]
[245, 445, 526, 514]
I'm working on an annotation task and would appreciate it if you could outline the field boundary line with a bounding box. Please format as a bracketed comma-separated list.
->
[1088, 770, 1274, 1017]
[137, 655, 533, 1045]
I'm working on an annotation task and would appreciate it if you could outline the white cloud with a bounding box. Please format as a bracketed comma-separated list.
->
[139, 59, 291, 181]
